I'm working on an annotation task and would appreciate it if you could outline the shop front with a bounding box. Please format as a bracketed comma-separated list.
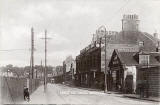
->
[108, 50, 138, 93]
[108, 52, 125, 92]
[109, 65, 125, 92]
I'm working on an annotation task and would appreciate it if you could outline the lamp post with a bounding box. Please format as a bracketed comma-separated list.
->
[103, 27, 111, 93]
[104, 28, 111, 93]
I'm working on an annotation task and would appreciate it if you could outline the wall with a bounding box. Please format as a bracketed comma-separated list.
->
[1, 77, 26, 104]
[29, 78, 40, 94]
[137, 67, 160, 97]
[148, 67, 160, 97]
[1, 77, 40, 104]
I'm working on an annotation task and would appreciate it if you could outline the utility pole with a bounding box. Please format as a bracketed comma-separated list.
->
[36, 69, 37, 79]
[44, 30, 47, 93]
[29, 27, 34, 93]
[41, 30, 52, 93]
[41, 60, 43, 79]
[104, 30, 107, 93]
[31, 27, 34, 79]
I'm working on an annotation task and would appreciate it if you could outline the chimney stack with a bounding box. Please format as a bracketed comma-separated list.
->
[138, 41, 144, 51]
[153, 31, 158, 39]
[122, 14, 139, 31]
[156, 41, 160, 52]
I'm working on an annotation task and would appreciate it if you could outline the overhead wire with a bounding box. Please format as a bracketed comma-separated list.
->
[0, 48, 37, 52]
[0, 49, 28, 52]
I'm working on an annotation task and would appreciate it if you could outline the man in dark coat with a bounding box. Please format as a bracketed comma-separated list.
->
[24, 87, 30, 101]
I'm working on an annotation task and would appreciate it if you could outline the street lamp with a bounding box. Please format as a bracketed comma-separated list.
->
[102, 26, 111, 93]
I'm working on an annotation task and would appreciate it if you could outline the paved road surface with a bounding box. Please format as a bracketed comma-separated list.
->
[21, 83, 159, 105]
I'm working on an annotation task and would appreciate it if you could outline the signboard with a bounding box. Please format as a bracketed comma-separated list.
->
[90, 69, 97, 71]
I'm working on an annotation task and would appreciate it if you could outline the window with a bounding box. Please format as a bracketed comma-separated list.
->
[139, 41, 144, 47]
[139, 54, 150, 65]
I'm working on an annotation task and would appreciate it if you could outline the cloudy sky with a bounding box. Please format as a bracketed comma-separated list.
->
[0, 0, 160, 67]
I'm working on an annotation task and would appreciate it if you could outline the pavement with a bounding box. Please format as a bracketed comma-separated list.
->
[123, 94, 160, 102]
[64, 83, 160, 102]
[65, 83, 160, 102]
[19, 83, 159, 105]
[64, 83, 102, 91]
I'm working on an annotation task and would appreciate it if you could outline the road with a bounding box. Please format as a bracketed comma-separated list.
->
[22, 83, 159, 105]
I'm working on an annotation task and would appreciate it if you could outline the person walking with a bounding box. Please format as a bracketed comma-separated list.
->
[24, 87, 30, 101]
[23, 86, 27, 100]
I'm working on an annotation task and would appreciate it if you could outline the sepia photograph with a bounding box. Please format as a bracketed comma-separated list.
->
[0, 0, 160, 105]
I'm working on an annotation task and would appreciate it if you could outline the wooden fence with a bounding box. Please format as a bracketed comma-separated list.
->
[1, 77, 40, 104]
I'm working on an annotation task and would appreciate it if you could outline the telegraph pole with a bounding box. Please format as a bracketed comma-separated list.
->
[104, 30, 107, 93]
[41, 60, 43, 79]
[41, 30, 52, 93]
[29, 27, 34, 93]
[31, 27, 34, 79]
[44, 30, 47, 93]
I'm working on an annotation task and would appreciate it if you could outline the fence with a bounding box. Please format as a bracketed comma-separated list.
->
[29, 78, 40, 94]
[1, 77, 40, 104]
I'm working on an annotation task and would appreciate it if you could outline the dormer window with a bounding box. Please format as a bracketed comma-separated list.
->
[139, 41, 144, 47]
[139, 54, 150, 65]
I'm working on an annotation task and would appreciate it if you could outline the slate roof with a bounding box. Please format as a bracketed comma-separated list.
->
[117, 51, 138, 66]
[111, 49, 160, 66]
[107, 31, 159, 52]
[79, 31, 159, 57]
[150, 52, 160, 65]
[149, 54, 160, 66]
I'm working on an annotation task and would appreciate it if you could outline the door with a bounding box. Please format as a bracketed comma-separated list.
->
[125, 75, 133, 94]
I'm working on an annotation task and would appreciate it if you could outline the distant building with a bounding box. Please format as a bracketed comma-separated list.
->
[63, 56, 76, 85]
[2, 71, 15, 77]
[53, 66, 63, 83]
[64, 56, 75, 72]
